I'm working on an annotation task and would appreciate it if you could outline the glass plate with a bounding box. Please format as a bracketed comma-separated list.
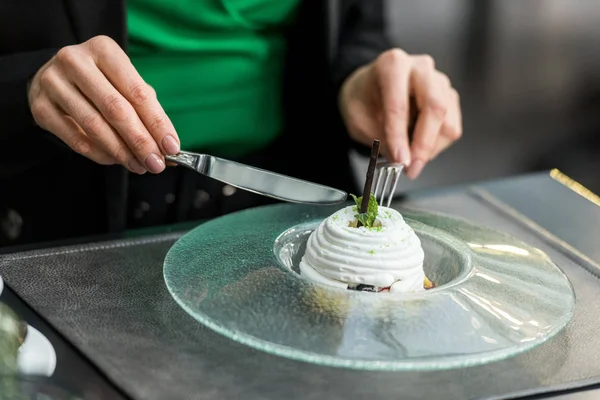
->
[163, 204, 575, 371]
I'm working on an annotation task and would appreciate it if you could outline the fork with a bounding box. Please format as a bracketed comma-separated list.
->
[372, 162, 404, 208]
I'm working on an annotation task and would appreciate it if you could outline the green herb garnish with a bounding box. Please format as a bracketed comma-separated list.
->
[350, 192, 379, 228]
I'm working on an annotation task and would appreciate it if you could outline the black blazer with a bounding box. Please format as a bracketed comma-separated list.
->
[0, 0, 391, 246]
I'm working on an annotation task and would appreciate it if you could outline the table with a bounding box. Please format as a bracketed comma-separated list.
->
[1, 170, 599, 399]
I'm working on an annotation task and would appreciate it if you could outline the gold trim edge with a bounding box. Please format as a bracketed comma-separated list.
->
[550, 169, 600, 208]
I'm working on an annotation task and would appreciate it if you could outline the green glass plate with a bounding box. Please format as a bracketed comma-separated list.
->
[163, 203, 575, 371]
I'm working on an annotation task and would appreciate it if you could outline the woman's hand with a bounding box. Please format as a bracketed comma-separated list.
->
[28, 35, 180, 174]
[339, 49, 462, 179]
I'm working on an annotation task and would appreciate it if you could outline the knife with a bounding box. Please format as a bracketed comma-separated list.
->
[164, 151, 348, 205]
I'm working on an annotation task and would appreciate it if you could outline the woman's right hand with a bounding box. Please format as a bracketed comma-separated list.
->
[27, 35, 180, 174]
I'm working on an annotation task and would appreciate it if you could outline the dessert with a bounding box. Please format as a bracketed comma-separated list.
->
[300, 193, 433, 293]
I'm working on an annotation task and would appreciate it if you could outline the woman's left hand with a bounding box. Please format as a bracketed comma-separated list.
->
[338, 48, 462, 179]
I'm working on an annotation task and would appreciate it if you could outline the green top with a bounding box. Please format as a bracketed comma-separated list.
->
[127, 0, 299, 156]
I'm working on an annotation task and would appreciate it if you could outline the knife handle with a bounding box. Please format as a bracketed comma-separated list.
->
[165, 151, 205, 171]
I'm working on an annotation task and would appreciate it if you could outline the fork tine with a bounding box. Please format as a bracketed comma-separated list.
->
[380, 168, 394, 206]
[385, 168, 401, 207]
[373, 167, 382, 202]
[373, 164, 404, 207]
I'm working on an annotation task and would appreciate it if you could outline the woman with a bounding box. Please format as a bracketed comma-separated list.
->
[0, 0, 461, 246]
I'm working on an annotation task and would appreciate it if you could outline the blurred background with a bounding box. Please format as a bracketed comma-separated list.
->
[350, 0, 600, 195]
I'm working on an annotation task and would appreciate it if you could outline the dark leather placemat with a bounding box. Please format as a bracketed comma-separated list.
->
[1, 189, 600, 400]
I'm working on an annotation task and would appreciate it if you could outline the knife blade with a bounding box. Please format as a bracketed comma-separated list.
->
[165, 151, 348, 205]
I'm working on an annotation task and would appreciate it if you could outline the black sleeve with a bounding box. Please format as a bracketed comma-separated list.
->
[0, 49, 70, 179]
[332, 0, 393, 93]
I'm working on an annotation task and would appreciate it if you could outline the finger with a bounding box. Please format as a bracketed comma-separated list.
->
[434, 70, 451, 88]
[61, 115, 129, 167]
[87, 36, 180, 155]
[344, 99, 389, 157]
[59, 55, 166, 173]
[32, 98, 130, 169]
[406, 57, 448, 179]
[375, 49, 412, 166]
[429, 135, 454, 161]
[41, 67, 148, 174]
[430, 88, 462, 160]
[55, 44, 167, 173]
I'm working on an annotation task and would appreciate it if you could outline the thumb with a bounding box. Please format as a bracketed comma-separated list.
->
[343, 99, 386, 153]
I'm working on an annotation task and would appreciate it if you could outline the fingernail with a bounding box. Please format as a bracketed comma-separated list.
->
[128, 159, 147, 175]
[145, 153, 165, 173]
[395, 148, 412, 167]
[162, 135, 180, 155]
[407, 159, 425, 180]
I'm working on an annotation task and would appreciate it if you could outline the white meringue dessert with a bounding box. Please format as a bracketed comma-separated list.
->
[299, 194, 433, 293]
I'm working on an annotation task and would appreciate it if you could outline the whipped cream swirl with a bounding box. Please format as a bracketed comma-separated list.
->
[299, 206, 425, 292]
